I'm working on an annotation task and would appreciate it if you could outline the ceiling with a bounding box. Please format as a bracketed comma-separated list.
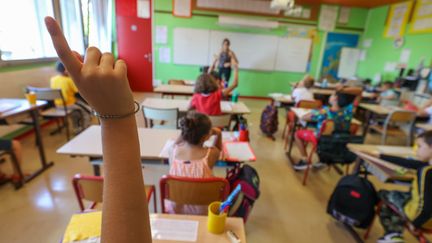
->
[270, 0, 408, 8]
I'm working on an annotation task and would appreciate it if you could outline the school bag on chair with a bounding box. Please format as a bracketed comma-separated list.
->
[327, 174, 378, 229]
[259, 103, 278, 140]
[317, 132, 364, 165]
[226, 164, 260, 222]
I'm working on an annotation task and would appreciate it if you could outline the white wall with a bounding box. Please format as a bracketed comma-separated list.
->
[0, 66, 56, 98]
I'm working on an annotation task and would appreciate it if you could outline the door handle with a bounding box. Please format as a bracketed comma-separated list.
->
[144, 53, 152, 62]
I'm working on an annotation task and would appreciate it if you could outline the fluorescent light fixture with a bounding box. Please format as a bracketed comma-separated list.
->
[218, 16, 279, 29]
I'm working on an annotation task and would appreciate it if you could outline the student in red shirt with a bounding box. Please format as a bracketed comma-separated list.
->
[189, 64, 239, 115]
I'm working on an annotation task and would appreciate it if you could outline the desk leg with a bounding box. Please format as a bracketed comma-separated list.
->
[93, 164, 101, 176]
[362, 110, 372, 138]
[25, 110, 54, 183]
[286, 117, 298, 164]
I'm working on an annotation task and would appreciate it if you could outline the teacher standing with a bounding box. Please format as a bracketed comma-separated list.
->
[210, 38, 238, 86]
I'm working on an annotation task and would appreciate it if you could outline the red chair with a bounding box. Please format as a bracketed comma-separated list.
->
[364, 200, 432, 243]
[159, 175, 230, 215]
[282, 99, 322, 149]
[72, 174, 157, 212]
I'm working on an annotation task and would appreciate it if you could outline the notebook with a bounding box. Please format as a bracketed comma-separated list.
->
[0, 102, 19, 114]
[223, 142, 256, 162]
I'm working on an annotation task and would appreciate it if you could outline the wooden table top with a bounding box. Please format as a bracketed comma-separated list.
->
[154, 85, 194, 95]
[63, 212, 247, 243]
[57, 126, 243, 160]
[417, 123, 432, 131]
[0, 98, 46, 119]
[142, 98, 251, 114]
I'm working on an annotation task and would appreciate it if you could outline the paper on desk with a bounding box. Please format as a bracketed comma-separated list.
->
[63, 211, 101, 243]
[0, 102, 19, 114]
[159, 139, 175, 158]
[221, 102, 233, 112]
[223, 142, 256, 161]
[151, 218, 198, 242]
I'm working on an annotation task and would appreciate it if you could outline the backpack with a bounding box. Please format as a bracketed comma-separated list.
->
[259, 104, 278, 137]
[226, 164, 260, 222]
[327, 174, 378, 228]
[317, 132, 364, 165]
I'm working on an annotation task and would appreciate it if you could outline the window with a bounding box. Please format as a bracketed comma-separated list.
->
[0, 0, 56, 61]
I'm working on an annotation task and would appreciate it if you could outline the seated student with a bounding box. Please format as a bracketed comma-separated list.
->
[0, 139, 24, 183]
[189, 64, 239, 115]
[363, 78, 376, 93]
[166, 111, 222, 214]
[377, 81, 399, 106]
[293, 92, 356, 170]
[50, 61, 79, 106]
[292, 75, 315, 104]
[370, 131, 432, 243]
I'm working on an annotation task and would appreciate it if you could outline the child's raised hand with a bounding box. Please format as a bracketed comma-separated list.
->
[44, 16, 135, 116]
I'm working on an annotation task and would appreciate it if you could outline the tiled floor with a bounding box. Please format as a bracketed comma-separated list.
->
[0, 93, 424, 243]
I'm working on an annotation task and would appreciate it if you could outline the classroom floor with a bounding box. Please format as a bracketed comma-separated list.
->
[0, 93, 425, 243]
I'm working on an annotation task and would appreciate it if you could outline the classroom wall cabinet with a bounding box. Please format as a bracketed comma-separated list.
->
[115, 0, 153, 92]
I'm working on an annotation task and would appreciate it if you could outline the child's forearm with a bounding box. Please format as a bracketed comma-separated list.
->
[101, 117, 151, 243]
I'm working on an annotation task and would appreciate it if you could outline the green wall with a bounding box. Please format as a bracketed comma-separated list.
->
[357, 5, 432, 81]
[153, 1, 368, 96]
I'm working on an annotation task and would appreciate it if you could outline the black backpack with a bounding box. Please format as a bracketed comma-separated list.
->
[226, 164, 260, 222]
[259, 104, 278, 137]
[327, 174, 378, 228]
[317, 132, 364, 165]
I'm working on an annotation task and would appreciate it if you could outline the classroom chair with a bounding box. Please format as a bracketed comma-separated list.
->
[364, 200, 432, 243]
[26, 86, 78, 141]
[159, 175, 230, 215]
[298, 120, 360, 186]
[282, 99, 322, 147]
[208, 114, 232, 130]
[72, 174, 157, 212]
[368, 110, 416, 145]
[142, 106, 179, 129]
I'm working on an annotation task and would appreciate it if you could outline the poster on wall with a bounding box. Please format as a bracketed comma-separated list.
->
[384, 1, 412, 37]
[318, 5, 338, 32]
[410, 0, 432, 33]
[321, 32, 359, 81]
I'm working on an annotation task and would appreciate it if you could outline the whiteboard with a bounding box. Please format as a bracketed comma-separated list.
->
[274, 37, 311, 72]
[338, 47, 360, 79]
[173, 28, 210, 66]
[209, 31, 278, 71]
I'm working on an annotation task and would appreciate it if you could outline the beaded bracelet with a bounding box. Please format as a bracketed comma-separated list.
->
[93, 101, 140, 119]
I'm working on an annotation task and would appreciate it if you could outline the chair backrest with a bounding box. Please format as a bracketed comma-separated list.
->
[26, 86, 64, 101]
[208, 115, 231, 129]
[296, 100, 322, 109]
[386, 110, 417, 124]
[142, 106, 179, 128]
[72, 174, 104, 211]
[168, 79, 186, 86]
[160, 175, 230, 214]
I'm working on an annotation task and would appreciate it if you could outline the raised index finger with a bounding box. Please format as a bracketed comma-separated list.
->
[44, 16, 82, 78]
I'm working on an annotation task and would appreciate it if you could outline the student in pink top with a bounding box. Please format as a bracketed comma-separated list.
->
[189, 64, 239, 115]
[166, 111, 223, 214]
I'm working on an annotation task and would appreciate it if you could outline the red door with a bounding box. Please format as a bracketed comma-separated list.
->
[116, 0, 153, 92]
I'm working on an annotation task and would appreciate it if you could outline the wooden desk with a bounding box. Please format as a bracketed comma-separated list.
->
[417, 123, 432, 131]
[154, 85, 194, 96]
[142, 98, 251, 115]
[62, 212, 246, 243]
[268, 94, 294, 105]
[347, 143, 415, 182]
[311, 88, 335, 96]
[57, 126, 250, 175]
[0, 99, 52, 189]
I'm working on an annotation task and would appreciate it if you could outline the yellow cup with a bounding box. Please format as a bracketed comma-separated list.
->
[25, 92, 37, 105]
[207, 201, 227, 234]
